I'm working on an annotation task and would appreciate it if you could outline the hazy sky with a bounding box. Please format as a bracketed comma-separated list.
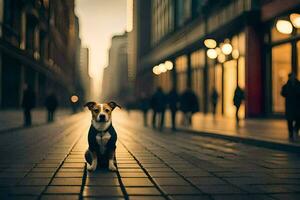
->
[75, 0, 127, 99]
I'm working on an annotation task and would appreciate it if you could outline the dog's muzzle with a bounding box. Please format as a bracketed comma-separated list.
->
[99, 114, 106, 122]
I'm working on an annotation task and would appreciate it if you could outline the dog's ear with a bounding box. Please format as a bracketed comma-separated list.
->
[84, 101, 96, 110]
[108, 101, 121, 110]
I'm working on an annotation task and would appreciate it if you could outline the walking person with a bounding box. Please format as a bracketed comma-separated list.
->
[180, 87, 199, 126]
[45, 92, 58, 123]
[167, 87, 179, 131]
[233, 86, 245, 124]
[22, 84, 36, 126]
[211, 87, 219, 118]
[139, 93, 150, 127]
[150, 87, 167, 130]
[281, 72, 300, 140]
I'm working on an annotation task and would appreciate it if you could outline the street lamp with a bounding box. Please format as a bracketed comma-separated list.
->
[290, 13, 300, 28]
[207, 49, 218, 59]
[152, 65, 161, 75]
[232, 49, 239, 59]
[276, 20, 293, 34]
[164, 61, 173, 70]
[221, 42, 233, 55]
[204, 39, 217, 49]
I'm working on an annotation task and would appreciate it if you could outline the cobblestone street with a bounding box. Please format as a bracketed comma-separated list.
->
[0, 111, 300, 200]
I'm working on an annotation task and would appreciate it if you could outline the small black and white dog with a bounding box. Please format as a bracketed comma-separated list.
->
[84, 101, 120, 171]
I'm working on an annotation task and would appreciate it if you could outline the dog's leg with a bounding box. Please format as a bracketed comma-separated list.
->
[108, 150, 116, 171]
[85, 150, 97, 171]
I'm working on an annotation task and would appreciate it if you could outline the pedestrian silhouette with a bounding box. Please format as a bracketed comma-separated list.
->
[150, 87, 167, 130]
[179, 87, 199, 126]
[139, 93, 150, 127]
[211, 87, 219, 117]
[281, 72, 300, 140]
[167, 87, 179, 131]
[233, 86, 245, 124]
[22, 84, 36, 126]
[45, 92, 58, 122]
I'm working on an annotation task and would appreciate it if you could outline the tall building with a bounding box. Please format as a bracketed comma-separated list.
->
[101, 32, 129, 104]
[0, 0, 82, 108]
[80, 47, 91, 101]
[133, 0, 300, 118]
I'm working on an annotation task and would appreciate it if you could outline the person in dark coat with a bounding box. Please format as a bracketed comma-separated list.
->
[22, 84, 36, 126]
[211, 87, 219, 117]
[150, 87, 167, 130]
[281, 72, 300, 139]
[179, 88, 199, 126]
[139, 93, 150, 127]
[167, 87, 179, 131]
[45, 92, 58, 122]
[233, 86, 245, 123]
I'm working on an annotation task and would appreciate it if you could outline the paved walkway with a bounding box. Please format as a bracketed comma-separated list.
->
[126, 110, 300, 148]
[0, 109, 74, 133]
[0, 111, 299, 199]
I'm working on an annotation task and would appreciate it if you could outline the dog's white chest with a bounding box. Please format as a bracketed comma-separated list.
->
[96, 131, 111, 154]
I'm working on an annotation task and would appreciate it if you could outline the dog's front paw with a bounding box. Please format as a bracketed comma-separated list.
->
[108, 160, 117, 171]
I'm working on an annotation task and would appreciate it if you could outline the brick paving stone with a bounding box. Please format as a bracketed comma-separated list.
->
[17, 178, 51, 186]
[40, 195, 79, 200]
[121, 178, 153, 187]
[83, 186, 123, 197]
[62, 163, 85, 168]
[146, 168, 174, 172]
[36, 164, 61, 168]
[0, 178, 21, 186]
[117, 168, 144, 173]
[117, 163, 141, 168]
[27, 172, 55, 178]
[197, 185, 245, 194]
[129, 196, 166, 200]
[87, 172, 118, 178]
[125, 187, 161, 195]
[51, 178, 83, 186]
[212, 194, 276, 200]
[8, 186, 45, 195]
[153, 177, 190, 186]
[55, 172, 84, 178]
[3, 195, 39, 200]
[59, 168, 84, 172]
[85, 178, 120, 186]
[187, 177, 227, 185]
[119, 172, 147, 178]
[148, 172, 179, 178]
[83, 198, 124, 200]
[45, 186, 81, 194]
[170, 195, 211, 200]
[160, 186, 202, 195]
[31, 168, 58, 172]
[0, 172, 27, 178]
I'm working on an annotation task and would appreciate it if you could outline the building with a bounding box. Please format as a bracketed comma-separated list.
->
[101, 32, 129, 105]
[0, 0, 82, 108]
[132, 0, 300, 118]
[79, 47, 91, 101]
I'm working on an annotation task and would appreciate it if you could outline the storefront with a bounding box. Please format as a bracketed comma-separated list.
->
[265, 12, 300, 115]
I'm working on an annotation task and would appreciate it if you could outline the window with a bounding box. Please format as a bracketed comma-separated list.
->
[176, 55, 188, 93]
[272, 43, 292, 113]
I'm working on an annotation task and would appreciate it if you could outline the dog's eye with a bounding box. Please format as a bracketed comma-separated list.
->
[105, 109, 110, 112]
[94, 109, 99, 113]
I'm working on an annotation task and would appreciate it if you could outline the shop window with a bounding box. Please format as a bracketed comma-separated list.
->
[224, 60, 237, 118]
[238, 32, 245, 56]
[215, 64, 222, 114]
[272, 43, 292, 113]
[176, 55, 188, 93]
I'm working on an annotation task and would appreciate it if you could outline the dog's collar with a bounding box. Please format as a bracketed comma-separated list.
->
[91, 124, 112, 133]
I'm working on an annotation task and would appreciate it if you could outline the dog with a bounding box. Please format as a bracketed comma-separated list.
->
[84, 101, 121, 171]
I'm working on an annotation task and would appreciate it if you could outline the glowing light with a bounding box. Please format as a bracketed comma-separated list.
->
[217, 53, 226, 63]
[207, 49, 218, 59]
[232, 49, 239, 59]
[215, 47, 221, 55]
[204, 39, 217, 49]
[221, 43, 233, 55]
[71, 95, 79, 103]
[159, 63, 167, 73]
[152, 65, 161, 75]
[126, 0, 133, 32]
[164, 61, 173, 70]
[276, 20, 293, 34]
[290, 13, 300, 28]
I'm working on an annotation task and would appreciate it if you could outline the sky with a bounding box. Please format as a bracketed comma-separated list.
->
[75, 0, 127, 99]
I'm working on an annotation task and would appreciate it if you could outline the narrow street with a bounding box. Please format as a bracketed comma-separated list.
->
[0, 111, 299, 200]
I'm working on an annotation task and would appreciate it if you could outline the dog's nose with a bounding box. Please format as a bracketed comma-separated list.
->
[99, 114, 106, 122]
